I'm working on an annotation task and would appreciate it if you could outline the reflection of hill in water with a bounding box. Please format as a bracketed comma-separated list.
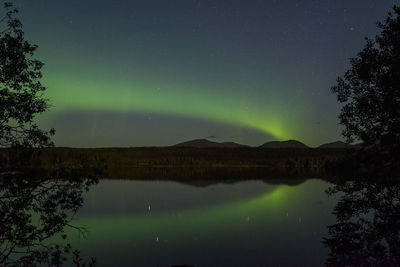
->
[176, 178, 307, 187]
[79, 177, 312, 219]
[80, 179, 286, 215]
[104, 166, 321, 186]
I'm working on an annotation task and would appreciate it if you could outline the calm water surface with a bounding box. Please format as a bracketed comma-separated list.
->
[67, 179, 338, 266]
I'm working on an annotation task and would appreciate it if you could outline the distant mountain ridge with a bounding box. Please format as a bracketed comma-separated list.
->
[173, 139, 352, 148]
[318, 141, 350, 148]
[173, 139, 248, 148]
[259, 140, 309, 148]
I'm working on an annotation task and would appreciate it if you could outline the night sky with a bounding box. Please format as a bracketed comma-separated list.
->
[14, 0, 397, 147]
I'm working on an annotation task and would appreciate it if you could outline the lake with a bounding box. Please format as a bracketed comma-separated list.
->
[2, 174, 398, 266]
[67, 178, 337, 266]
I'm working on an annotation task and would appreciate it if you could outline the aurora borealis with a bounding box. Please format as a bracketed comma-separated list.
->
[13, 0, 397, 147]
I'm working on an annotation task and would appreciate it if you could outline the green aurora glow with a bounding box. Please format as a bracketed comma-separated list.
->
[16, 0, 398, 146]
[44, 72, 309, 141]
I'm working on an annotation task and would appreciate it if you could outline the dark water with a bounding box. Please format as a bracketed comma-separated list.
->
[1, 174, 399, 266]
[70, 179, 337, 266]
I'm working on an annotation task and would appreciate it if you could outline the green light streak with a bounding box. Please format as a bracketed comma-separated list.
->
[44, 76, 296, 140]
[70, 185, 289, 244]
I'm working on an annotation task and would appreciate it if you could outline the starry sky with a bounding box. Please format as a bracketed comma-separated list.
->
[11, 0, 398, 147]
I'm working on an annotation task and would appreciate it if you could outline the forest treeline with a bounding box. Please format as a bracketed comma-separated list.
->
[0, 147, 355, 180]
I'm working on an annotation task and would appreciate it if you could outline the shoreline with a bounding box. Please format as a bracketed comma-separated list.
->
[0, 147, 354, 180]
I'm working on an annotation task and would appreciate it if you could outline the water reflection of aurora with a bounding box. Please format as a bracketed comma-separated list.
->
[76, 183, 287, 236]
[57, 180, 335, 266]
[63, 179, 336, 266]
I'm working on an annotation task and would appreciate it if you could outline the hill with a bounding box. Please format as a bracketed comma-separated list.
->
[259, 140, 309, 148]
[173, 139, 247, 148]
[318, 141, 350, 149]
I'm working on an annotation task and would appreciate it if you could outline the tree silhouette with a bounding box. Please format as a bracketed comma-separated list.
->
[0, 170, 98, 266]
[331, 6, 400, 148]
[323, 178, 400, 266]
[0, 2, 54, 148]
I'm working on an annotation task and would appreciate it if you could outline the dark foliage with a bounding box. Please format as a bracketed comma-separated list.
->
[0, 2, 54, 148]
[324, 178, 400, 266]
[331, 6, 400, 148]
[0, 171, 98, 266]
[0, 147, 350, 180]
